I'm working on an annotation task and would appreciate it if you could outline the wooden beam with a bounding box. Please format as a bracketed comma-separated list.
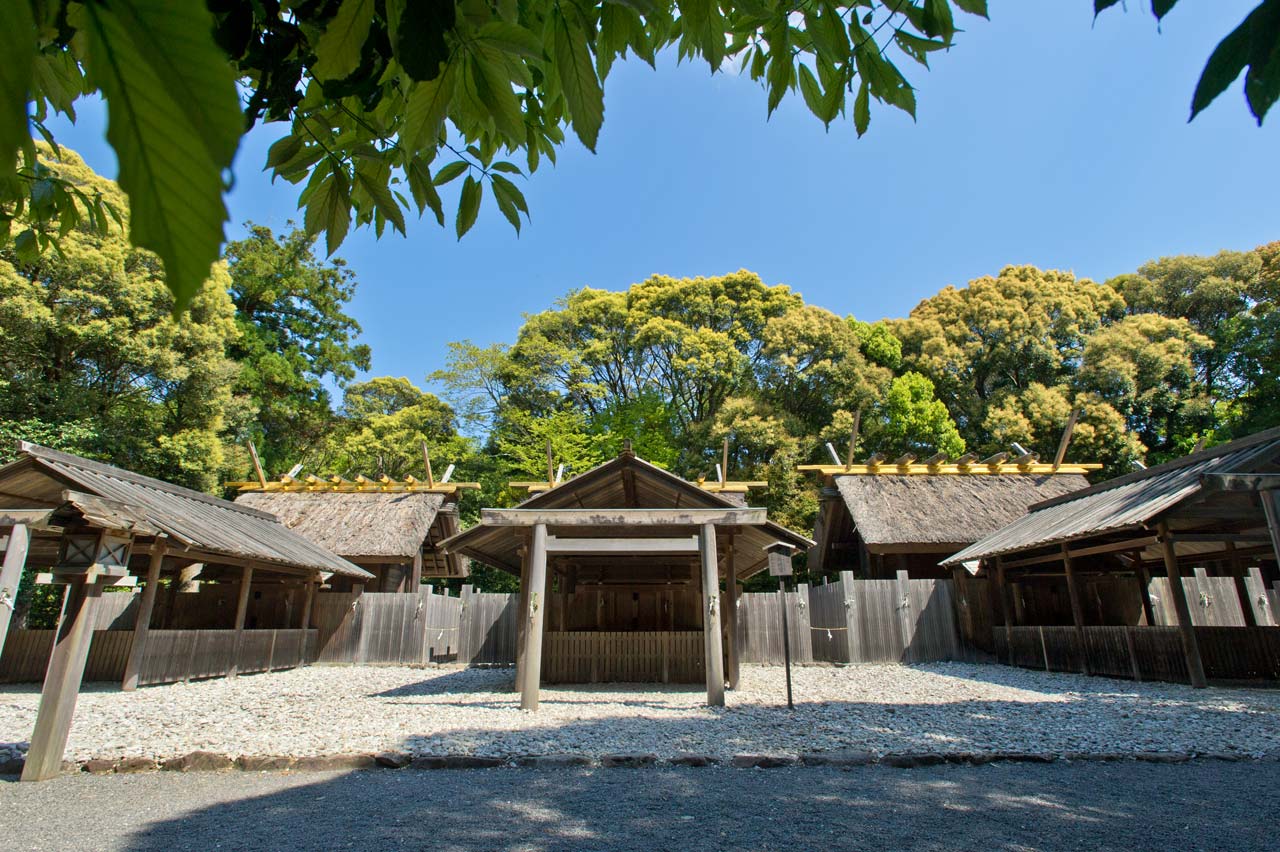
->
[1000, 535, 1158, 569]
[545, 536, 699, 554]
[724, 538, 739, 690]
[994, 556, 1014, 652]
[22, 577, 103, 781]
[521, 524, 549, 711]
[409, 549, 423, 592]
[845, 411, 861, 471]
[722, 437, 730, 484]
[0, 523, 30, 652]
[1200, 473, 1280, 492]
[797, 463, 1102, 476]
[122, 543, 166, 691]
[228, 565, 253, 678]
[246, 441, 267, 489]
[699, 523, 725, 707]
[514, 546, 531, 694]
[1263, 490, 1280, 567]
[300, 581, 316, 631]
[1157, 521, 1207, 688]
[1061, 544, 1089, 675]
[480, 508, 767, 527]
[1053, 408, 1080, 469]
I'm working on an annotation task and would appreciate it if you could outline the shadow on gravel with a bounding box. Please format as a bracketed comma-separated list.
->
[112, 762, 1279, 852]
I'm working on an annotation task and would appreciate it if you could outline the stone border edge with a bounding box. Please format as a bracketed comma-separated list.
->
[2, 750, 1275, 778]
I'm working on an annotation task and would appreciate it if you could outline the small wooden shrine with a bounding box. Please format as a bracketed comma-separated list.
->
[440, 448, 812, 709]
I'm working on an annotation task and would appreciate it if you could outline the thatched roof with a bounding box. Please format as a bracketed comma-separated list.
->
[0, 443, 370, 579]
[234, 491, 445, 560]
[943, 426, 1280, 566]
[835, 473, 1090, 550]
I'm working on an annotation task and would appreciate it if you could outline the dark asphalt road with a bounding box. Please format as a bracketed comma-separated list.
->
[2, 762, 1275, 852]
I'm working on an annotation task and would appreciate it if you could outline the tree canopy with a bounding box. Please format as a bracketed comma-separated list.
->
[2, 0, 1275, 318]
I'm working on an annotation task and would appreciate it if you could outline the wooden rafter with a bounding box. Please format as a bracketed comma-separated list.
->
[797, 462, 1102, 476]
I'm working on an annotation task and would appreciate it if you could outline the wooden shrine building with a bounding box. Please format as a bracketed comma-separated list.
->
[807, 454, 1097, 579]
[440, 449, 812, 708]
[0, 442, 369, 781]
[234, 490, 467, 591]
[942, 427, 1280, 687]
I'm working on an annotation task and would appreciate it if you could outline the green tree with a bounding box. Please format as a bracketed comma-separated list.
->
[0, 145, 238, 490]
[864, 371, 966, 459]
[1236, 240, 1280, 433]
[224, 223, 371, 476]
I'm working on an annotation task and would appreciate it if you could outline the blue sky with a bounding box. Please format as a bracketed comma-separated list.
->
[51, 1, 1280, 394]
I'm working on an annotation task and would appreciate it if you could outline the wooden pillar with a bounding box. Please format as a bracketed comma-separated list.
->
[1157, 521, 1207, 688]
[21, 578, 103, 782]
[1134, 554, 1156, 626]
[515, 545, 531, 694]
[228, 565, 253, 678]
[409, 549, 423, 593]
[994, 557, 1014, 657]
[699, 523, 725, 707]
[839, 569, 858, 664]
[300, 580, 316, 629]
[520, 523, 548, 711]
[1262, 490, 1280, 568]
[0, 523, 31, 653]
[122, 544, 167, 691]
[724, 539, 740, 690]
[1061, 545, 1089, 674]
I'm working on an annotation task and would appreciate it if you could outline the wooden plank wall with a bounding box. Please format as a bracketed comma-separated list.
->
[735, 587, 814, 665]
[0, 628, 315, 684]
[1148, 574, 1277, 627]
[312, 589, 463, 665]
[806, 575, 964, 664]
[543, 631, 705, 683]
[993, 625, 1280, 683]
[458, 588, 517, 666]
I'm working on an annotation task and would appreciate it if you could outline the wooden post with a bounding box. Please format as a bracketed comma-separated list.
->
[228, 565, 253, 678]
[515, 545, 531, 694]
[699, 523, 725, 707]
[839, 569, 858, 664]
[247, 440, 268, 489]
[409, 549, 423, 593]
[1262, 490, 1280, 567]
[300, 581, 316, 629]
[22, 578, 103, 782]
[1061, 545, 1089, 675]
[520, 523, 548, 711]
[1134, 554, 1156, 626]
[122, 544, 166, 691]
[0, 523, 31, 653]
[1157, 521, 1207, 688]
[994, 557, 1014, 658]
[1052, 408, 1080, 469]
[724, 539, 740, 689]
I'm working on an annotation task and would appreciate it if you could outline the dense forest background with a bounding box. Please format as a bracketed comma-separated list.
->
[3, 150, 1278, 590]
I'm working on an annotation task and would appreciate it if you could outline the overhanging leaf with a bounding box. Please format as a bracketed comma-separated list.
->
[303, 164, 351, 256]
[0, 0, 36, 178]
[354, 162, 406, 235]
[401, 64, 456, 150]
[456, 173, 482, 238]
[1190, 3, 1264, 121]
[391, 0, 456, 82]
[74, 0, 241, 313]
[313, 0, 375, 81]
[553, 9, 604, 151]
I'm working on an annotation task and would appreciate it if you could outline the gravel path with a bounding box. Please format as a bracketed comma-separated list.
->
[2, 663, 1279, 763]
[3, 762, 1277, 851]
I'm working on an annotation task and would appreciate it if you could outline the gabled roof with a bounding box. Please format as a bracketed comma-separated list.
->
[0, 442, 371, 579]
[234, 491, 444, 560]
[942, 426, 1280, 566]
[833, 473, 1090, 550]
[441, 452, 812, 578]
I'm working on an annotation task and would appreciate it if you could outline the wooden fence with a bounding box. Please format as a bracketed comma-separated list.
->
[735, 587, 814, 665]
[458, 587, 517, 665]
[543, 631, 705, 683]
[807, 573, 965, 664]
[0, 628, 315, 685]
[312, 588, 462, 665]
[993, 625, 1280, 683]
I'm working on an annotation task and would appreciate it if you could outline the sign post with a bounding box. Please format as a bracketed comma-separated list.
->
[766, 542, 797, 710]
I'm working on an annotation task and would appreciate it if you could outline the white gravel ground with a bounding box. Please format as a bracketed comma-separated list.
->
[2, 663, 1279, 763]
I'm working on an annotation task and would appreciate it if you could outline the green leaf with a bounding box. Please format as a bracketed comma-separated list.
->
[490, 174, 524, 233]
[456, 173, 482, 238]
[920, 0, 956, 42]
[491, 161, 522, 174]
[312, 0, 375, 81]
[407, 155, 444, 225]
[553, 9, 605, 151]
[354, 162, 406, 236]
[303, 164, 351, 256]
[433, 160, 468, 185]
[1190, 3, 1264, 121]
[856, 46, 916, 118]
[1152, 0, 1180, 20]
[74, 0, 242, 313]
[605, 0, 659, 15]
[1243, 2, 1280, 123]
[461, 49, 525, 141]
[853, 79, 870, 136]
[0, 0, 36, 177]
[798, 65, 828, 125]
[953, 0, 990, 17]
[401, 64, 456, 150]
[266, 134, 304, 169]
[475, 22, 544, 60]
[1093, 0, 1122, 13]
[389, 0, 455, 82]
